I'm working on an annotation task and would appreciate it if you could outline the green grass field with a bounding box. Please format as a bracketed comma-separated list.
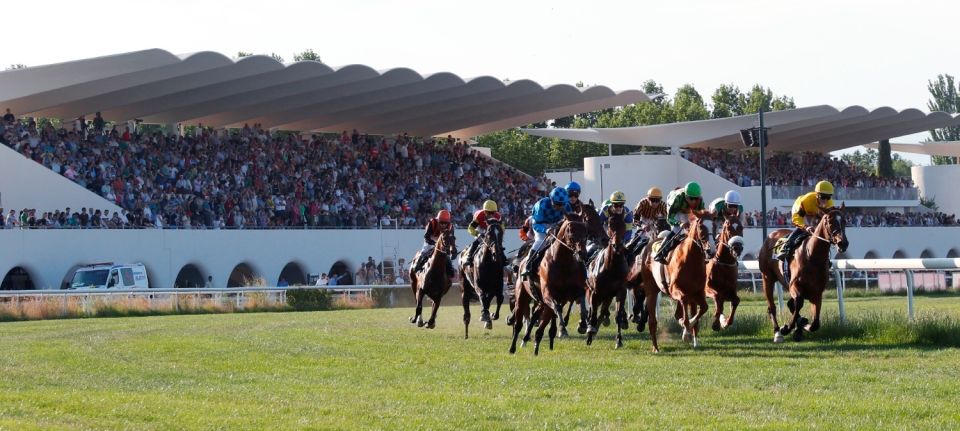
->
[0, 294, 959, 430]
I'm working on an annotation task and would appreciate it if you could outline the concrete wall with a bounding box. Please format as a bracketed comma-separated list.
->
[913, 164, 960, 217]
[0, 144, 123, 214]
[2, 225, 957, 290]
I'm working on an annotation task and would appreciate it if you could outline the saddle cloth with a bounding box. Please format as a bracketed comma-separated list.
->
[773, 237, 789, 256]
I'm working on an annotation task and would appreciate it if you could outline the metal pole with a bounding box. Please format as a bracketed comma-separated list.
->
[608, 142, 612, 157]
[599, 163, 604, 203]
[758, 108, 768, 240]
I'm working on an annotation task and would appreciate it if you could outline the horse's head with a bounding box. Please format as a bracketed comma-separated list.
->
[605, 209, 627, 248]
[559, 217, 589, 263]
[820, 204, 849, 253]
[437, 231, 457, 256]
[689, 212, 712, 247]
[484, 219, 503, 246]
[577, 203, 605, 244]
[716, 215, 745, 259]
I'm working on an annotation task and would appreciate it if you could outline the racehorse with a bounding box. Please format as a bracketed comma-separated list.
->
[564, 201, 605, 334]
[705, 215, 744, 331]
[627, 218, 669, 326]
[409, 231, 456, 329]
[585, 210, 629, 348]
[758, 205, 849, 342]
[644, 213, 712, 348]
[625, 221, 670, 352]
[509, 216, 588, 355]
[459, 220, 505, 339]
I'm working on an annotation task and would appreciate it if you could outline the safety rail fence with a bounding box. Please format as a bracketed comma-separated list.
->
[770, 185, 919, 201]
[1, 260, 958, 323]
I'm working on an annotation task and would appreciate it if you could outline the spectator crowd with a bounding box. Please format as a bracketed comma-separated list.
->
[683, 148, 915, 189]
[2, 112, 548, 229]
[744, 208, 957, 228]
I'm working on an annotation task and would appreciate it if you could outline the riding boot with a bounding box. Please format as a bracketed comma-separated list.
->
[521, 247, 545, 278]
[654, 230, 678, 264]
[413, 252, 430, 273]
[782, 258, 791, 286]
[464, 239, 480, 267]
[776, 228, 805, 261]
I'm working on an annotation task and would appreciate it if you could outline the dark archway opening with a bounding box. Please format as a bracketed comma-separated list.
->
[864, 251, 879, 259]
[893, 250, 908, 259]
[279, 262, 307, 286]
[2, 267, 36, 290]
[175, 264, 206, 288]
[228, 263, 260, 287]
[948, 249, 959, 258]
[326, 261, 354, 286]
[920, 249, 936, 258]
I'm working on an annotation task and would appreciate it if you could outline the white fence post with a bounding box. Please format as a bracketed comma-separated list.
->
[905, 269, 915, 321]
[834, 269, 846, 324]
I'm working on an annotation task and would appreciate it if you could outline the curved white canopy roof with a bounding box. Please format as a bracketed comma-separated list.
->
[0, 49, 648, 138]
[863, 141, 960, 157]
[523, 105, 960, 153]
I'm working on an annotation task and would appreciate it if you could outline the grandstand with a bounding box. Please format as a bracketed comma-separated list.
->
[2, 50, 960, 291]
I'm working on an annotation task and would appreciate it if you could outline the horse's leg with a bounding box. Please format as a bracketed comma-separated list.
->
[534, 306, 554, 356]
[781, 297, 797, 335]
[645, 290, 660, 353]
[630, 285, 643, 323]
[585, 290, 598, 345]
[692, 297, 708, 348]
[614, 287, 627, 349]
[461, 290, 471, 339]
[522, 304, 537, 345]
[548, 315, 558, 351]
[788, 295, 805, 341]
[711, 295, 724, 332]
[480, 293, 493, 330]
[510, 288, 530, 353]
[806, 293, 822, 333]
[425, 296, 441, 329]
[492, 290, 504, 321]
[763, 274, 784, 343]
[679, 298, 692, 344]
[411, 287, 425, 327]
[636, 289, 648, 332]
[724, 294, 740, 329]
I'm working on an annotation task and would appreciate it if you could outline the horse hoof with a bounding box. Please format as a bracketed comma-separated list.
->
[719, 314, 729, 328]
[793, 329, 804, 342]
[798, 316, 810, 328]
[652, 347, 660, 354]
[520, 340, 527, 348]
[773, 332, 785, 343]
[615, 340, 623, 349]
[630, 314, 640, 324]
[492, 312, 500, 321]
[505, 315, 515, 326]
[682, 329, 692, 343]
[426, 321, 436, 329]
[711, 321, 722, 332]
[586, 336, 593, 346]
[509, 346, 516, 354]
[692, 338, 699, 348]
[484, 321, 493, 330]
[636, 324, 645, 333]
[602, 316, 611, 327]
[559, 327, 569, 338]
[779, 325, 792, 335]
[409, 316, 416, 323]
[577, 322, 587, 335]
[416, 321, 425, 328]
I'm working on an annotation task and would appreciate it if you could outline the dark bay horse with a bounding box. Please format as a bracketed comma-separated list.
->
[564, 201, 605, 334]
[758, 205, 849, 342]
[509, 216, 588, 355]
[585, 210, 629, 348]
[705, 216, 744, 331]
[409, 231, 456, 329]
[459, 220, 505, 339]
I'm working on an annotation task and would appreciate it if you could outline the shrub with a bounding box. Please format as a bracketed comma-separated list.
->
[286, 288, 332, 311]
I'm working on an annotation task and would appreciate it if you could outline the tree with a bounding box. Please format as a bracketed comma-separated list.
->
[840, 149, 878, 173]
[269, 53, 285, 63]
[927, 74, 960, 165]
[236, 51, 253, 58]
[5, 64, 26, 70]
[891, 153, 914, 177]
[876, 139, 893, 177]
[711, 84, 744, 118]
[293, 49, 321, 63]
[672, 84, 710, 122]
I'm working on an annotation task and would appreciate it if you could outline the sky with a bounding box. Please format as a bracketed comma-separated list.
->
[4, 0, 958, 164]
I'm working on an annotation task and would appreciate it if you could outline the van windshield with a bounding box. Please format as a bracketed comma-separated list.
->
[72, 269, 109, 288]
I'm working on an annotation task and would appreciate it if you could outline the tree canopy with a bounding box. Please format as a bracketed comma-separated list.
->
[927, 74, 960, 165]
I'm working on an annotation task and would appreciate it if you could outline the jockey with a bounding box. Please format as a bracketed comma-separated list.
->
[599, 191, 635, 243]
[413, 209, 457, 274]
[709, 190, 744, 244]
[776, 180, 835, 264]
[565, 181, 583, 213]
[464, 200, 505, 267]
[653, 182, 705, 264]
[625, 187, 667, 254]
[520, 187, 574, 278]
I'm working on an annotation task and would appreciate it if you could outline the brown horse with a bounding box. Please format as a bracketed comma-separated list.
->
[625, 221, 670, 352]
[758, 205, 849, 342]
[458, 220, 505, 339]
[705, 216, 744, 331]
[585, 209, 630, 348]
[409, 231, 456, 329]
[509, 216, 588, 355]
[643, 213, 712, 348]
[564, 201, 605, 333]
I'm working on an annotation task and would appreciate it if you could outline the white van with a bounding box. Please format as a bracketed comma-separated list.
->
[70, 263, 149, 289]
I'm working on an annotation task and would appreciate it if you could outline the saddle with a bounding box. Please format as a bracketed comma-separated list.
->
[773, 237, 789, 256]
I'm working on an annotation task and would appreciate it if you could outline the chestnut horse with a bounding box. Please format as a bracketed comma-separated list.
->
[758, 206, 849, 342]
[644, 213, 712, 348]
[509, 216, 588, 355]
[409, 231, 456, 329]
[459, 220, 505, 339]
[585, 209, 629, 348]
[705, 216, 744, 331]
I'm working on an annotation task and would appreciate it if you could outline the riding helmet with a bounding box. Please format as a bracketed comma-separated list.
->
[482, 200, 498, 212]
[684, 182, 702, 198]
[724, 190, 741, 206]
[815, 180, 834, 195]
[564, 181, 581, 193]
[549, 187, 569, 206]
[437, 210, 451, 222]
[610, 190, 626, 204]
[647, 187, 663, 198]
